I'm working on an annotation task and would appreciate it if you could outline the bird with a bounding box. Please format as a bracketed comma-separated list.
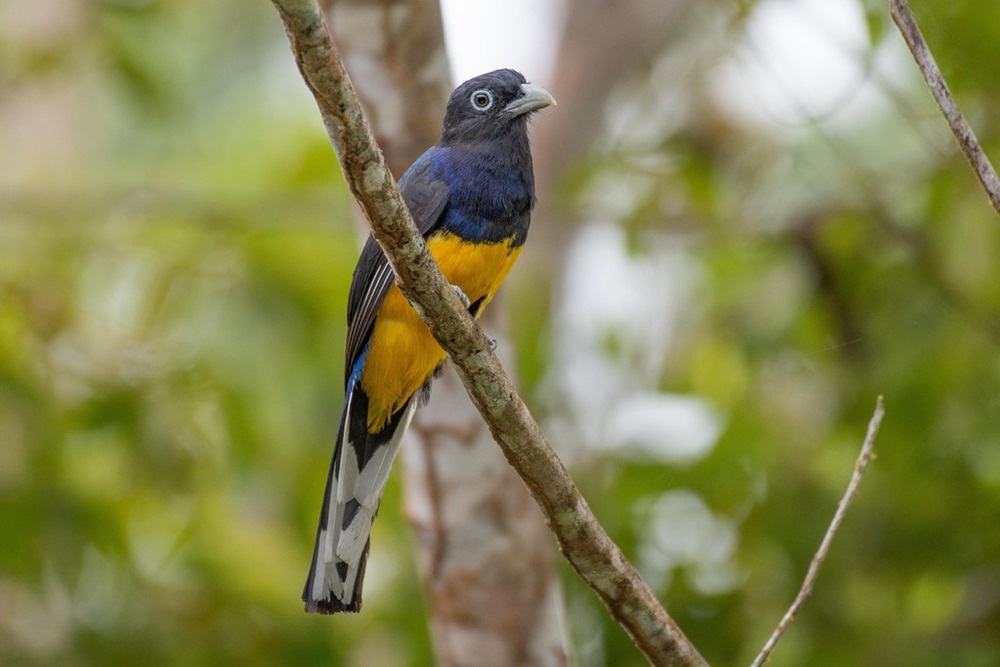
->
[303, 69, 556, 613]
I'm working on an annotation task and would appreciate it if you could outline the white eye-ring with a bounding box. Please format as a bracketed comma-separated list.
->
[470, 89, 494, 111]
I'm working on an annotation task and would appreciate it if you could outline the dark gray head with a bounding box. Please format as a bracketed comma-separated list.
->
[440, 69, 556, 146]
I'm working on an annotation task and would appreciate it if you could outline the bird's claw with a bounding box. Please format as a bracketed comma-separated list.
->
[451, 285, 471, 308]
[485, 335, 497, 350]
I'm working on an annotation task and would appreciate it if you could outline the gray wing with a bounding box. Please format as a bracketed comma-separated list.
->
[343, 166, 449, 383]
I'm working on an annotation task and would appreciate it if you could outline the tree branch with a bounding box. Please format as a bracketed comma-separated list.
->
[751, 396, 885, 667]
[889, 0, 1000, 216]
[270, 1, 706, 664]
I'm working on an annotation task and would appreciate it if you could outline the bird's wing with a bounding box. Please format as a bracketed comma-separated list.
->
[343, 161, 450, 383]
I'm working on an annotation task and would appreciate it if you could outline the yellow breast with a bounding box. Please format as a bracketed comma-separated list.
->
[359, 232, 523, 432]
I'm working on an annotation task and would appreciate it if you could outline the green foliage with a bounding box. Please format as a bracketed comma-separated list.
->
[0, 1, 430, 664]
[552, 2, 1000, 665]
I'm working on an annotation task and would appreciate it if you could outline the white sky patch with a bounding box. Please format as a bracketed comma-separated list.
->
[603, 394, 723, 464]
[439, 0, 564, 85]
[637, 490, 743, 595]
[712, 0, 882, 127]
[546, 223, 723, 464]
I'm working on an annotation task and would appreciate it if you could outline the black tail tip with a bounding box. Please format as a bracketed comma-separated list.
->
[304, 596, 362, 614]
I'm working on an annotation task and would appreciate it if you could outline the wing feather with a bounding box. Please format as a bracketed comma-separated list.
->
[343, 156, 450, 382]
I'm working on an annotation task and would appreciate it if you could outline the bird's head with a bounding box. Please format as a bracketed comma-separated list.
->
[440, 69, 556, 146]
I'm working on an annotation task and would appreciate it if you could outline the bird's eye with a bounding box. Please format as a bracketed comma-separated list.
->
[470, 89, 494, 111]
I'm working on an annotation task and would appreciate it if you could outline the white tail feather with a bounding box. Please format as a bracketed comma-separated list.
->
[306, 399, 417, 610]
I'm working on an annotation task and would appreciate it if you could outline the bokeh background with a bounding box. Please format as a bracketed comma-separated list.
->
[3, 0, 1000, 665]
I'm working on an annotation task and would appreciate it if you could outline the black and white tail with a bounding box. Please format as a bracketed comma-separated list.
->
[303, 386, 417, 613]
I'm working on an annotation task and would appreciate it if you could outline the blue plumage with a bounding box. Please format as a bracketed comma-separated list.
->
[406, 145, 534, 244]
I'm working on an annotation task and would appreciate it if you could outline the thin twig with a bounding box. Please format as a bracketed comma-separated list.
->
[269, 1, 706, 664]
[751, 396, 885, 667]
[889, 0, 1000, 216]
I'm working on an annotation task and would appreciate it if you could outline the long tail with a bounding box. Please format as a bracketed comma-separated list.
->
[303, 384, 417, 613]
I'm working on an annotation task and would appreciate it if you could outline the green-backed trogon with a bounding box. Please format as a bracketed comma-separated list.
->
[304, 69, 556, 613]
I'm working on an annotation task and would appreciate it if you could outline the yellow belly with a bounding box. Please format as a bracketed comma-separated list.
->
[359, 231, 523, 432]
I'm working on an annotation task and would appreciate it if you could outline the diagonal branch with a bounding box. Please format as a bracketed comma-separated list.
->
[751, 396, 886, 667]
[270, 1, 706, 664]
[889, 0, 1000, 216]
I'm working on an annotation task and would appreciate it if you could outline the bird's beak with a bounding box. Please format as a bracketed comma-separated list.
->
[504, 83, 557, 117]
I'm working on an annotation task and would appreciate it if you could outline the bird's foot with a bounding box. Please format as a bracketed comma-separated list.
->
[451, 285, 471, 308]
[485, 335, 497, 351]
